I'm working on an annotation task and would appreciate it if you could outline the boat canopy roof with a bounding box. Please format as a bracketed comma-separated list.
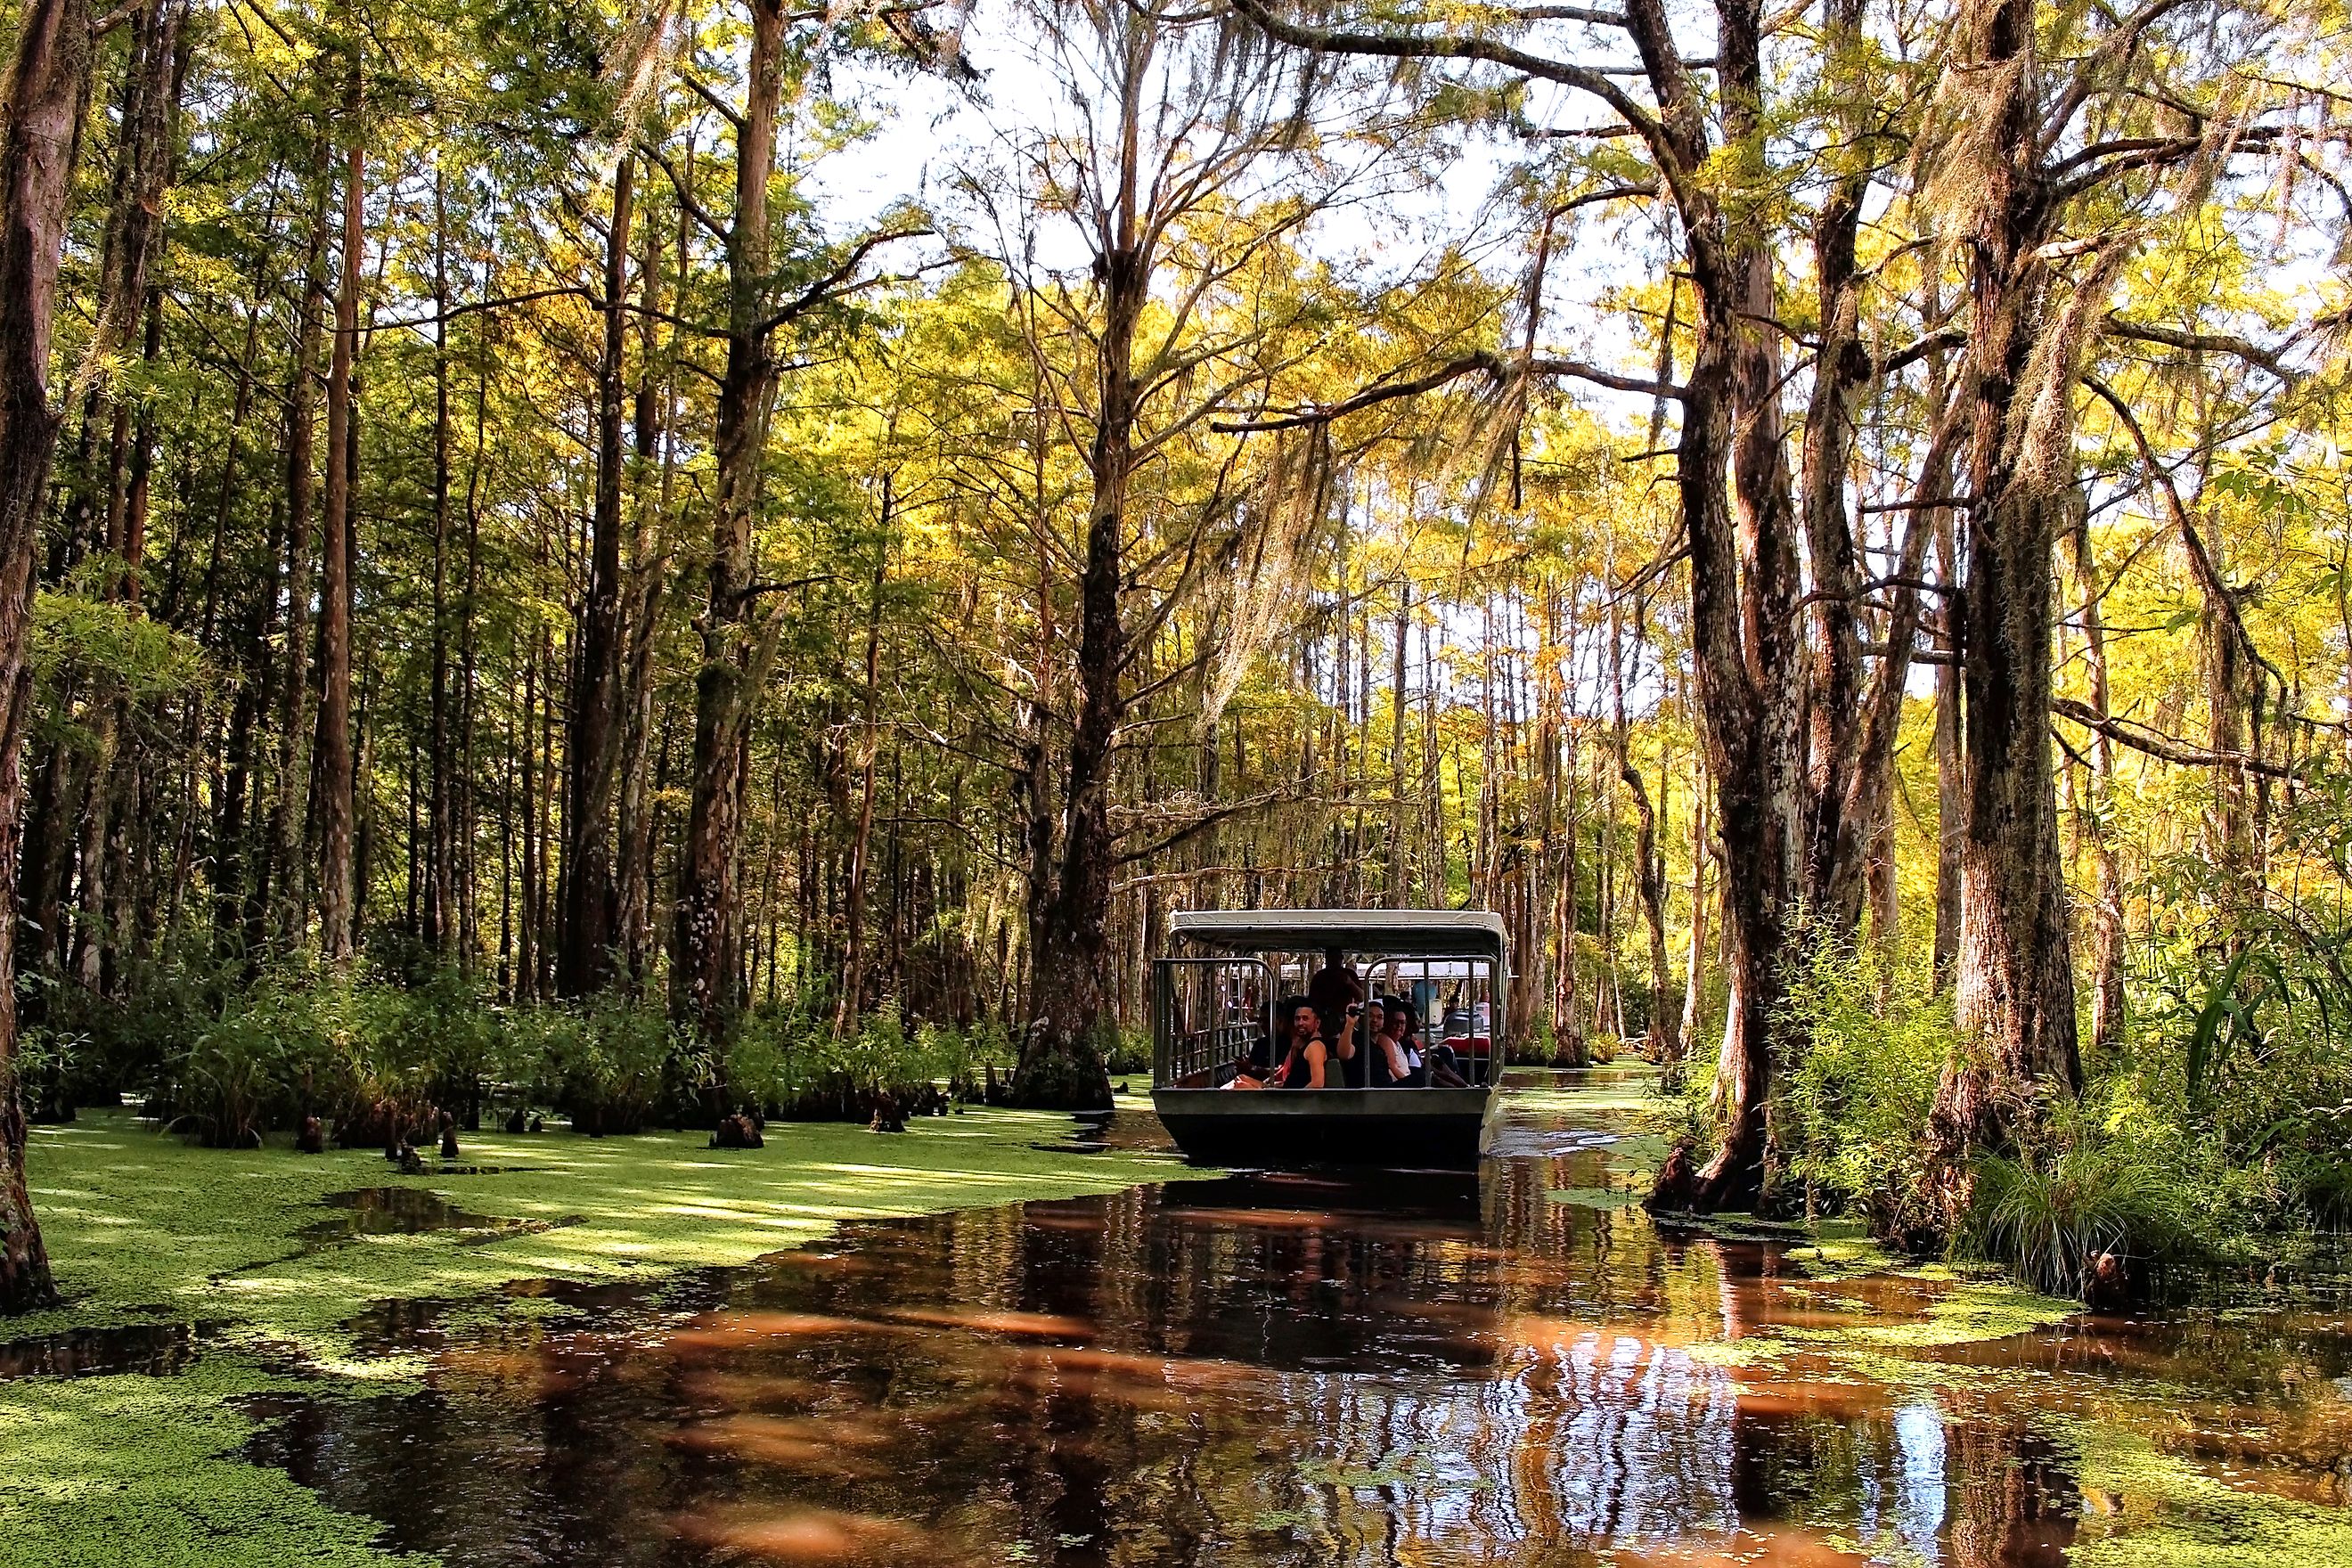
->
[1168, 909, 1507, 960]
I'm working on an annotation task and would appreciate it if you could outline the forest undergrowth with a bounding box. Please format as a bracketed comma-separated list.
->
[17, 951, 1149, 1154]
[1705, 916, 2352, 1302]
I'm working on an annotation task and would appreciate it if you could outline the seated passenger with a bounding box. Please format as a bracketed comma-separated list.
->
[1308, 950, 1365, 1083]
[1269, 994, 1332, 1089]
[1366, 995, 1413, 1087]
[1374, 997, 1425, 1087]
[1224, 1029, 1277, 1089]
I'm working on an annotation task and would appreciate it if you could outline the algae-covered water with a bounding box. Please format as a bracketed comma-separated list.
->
[8, 1070, 2352, 1565]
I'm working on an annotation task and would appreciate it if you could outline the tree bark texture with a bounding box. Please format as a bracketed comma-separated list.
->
[1931, 0, 2083, 1187]
[313, 57, 363, 965]
[0, 0, 97, 1313]
[560, 154, 633, 996]
[674, 0, 788, 1046]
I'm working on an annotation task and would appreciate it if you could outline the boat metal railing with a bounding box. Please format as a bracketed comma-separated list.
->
[1152, 957, 1271, 1088]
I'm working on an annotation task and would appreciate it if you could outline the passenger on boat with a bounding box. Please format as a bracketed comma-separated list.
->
[1269, 994, 1331, 1089]
[1307, 950, 1364, 1084]
[1372, 996, 1424, 1087]
[1225, 1028, 1278, 1089]
[1366, 995, 1416, 1087]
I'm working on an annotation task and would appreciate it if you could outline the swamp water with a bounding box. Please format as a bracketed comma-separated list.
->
[182, 1073, 2352, 1563]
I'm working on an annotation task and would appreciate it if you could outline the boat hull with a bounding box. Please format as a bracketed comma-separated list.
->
[1150, 1087, 1494, 1169]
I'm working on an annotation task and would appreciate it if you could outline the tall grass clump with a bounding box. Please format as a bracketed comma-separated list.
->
[1964, 1107, 2196, 1298]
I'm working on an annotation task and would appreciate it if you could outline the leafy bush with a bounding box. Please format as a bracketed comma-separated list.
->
[16, 1021, 84, 1122]
[724, 1002, 1014, 1119]
[1103, 1025, 1149, 1078]
[181, 990, 304, 1147]
[516, 994, 677, 1134]
[1768, 937, 1948, 1228]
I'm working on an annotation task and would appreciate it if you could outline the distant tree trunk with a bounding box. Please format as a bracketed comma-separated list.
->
[1931, 508, 1963, 992]
[1389, 585, 1409, 906]
[1677, 753, 1709, 1078]
[313, 54, 363, 965]
[425, 167, 456, 957]
[674, 0, 788, 1049]
[1610, 593, 1676, 1062]
[65, 0, 183, 991]
[1539, 581, 1585, 1065]
[0, 0, 101, 1314]
[1929, 0, 2083, 1197]
[2072, 518, 2126, 1060]
[560, 154, 633, 997]
[269, 148, 330, 948]
[835, 497, 889, 1034]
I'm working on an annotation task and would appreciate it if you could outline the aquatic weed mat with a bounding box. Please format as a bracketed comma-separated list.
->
[0, 1108, 1196, 1567]
[9, 1107, 1186, 1361]
[0, 1355, 436, 1568]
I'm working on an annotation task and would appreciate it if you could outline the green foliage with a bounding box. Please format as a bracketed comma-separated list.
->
[511, 992, 678, 1134]
[1965, 1123, 2194, 1298]
[1768, 938, 1948, 1228]
[730, 1001, 1019, 1111]
[29, 571, 211, 704]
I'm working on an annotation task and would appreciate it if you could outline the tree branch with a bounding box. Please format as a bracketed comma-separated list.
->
[2053, 698, 2294, 778]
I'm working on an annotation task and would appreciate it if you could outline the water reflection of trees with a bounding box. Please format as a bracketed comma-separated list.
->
[251, 1135, 2110, 1566]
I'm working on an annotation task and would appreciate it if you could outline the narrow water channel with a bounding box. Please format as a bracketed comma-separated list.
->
[241, 1069, 2352, 1566]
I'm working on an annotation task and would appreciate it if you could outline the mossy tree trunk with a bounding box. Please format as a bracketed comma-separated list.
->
[0, 0, 102, 1313]
[1927, 0, 2084, 1210]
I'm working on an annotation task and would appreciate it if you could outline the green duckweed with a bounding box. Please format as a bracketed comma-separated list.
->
[0, 1108, 1196, 1566]
[0, 1357, 434, 1568]
[2058, 1417, 2352, 1566]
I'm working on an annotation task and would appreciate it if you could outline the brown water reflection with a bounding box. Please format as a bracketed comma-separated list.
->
[242, 1070, 2352, 1567]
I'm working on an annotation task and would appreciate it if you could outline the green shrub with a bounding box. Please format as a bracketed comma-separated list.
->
[1769, 937, 1948, 1228]
[1966, 1130, 2194, 1298]
[517, 994, 677, 1134]
[182, 995, 297, 1147]
[16, 1021, 84, 1122]
[723, 1002, 1017, 1117]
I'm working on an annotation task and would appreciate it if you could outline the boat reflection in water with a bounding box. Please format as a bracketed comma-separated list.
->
[246, 1072, 2347, 1567]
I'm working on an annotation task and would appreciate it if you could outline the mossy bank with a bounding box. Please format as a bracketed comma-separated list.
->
[0, 1107, 1188, 1567]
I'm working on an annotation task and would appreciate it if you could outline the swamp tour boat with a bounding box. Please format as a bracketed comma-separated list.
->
[1149, 909, 1506, 1168]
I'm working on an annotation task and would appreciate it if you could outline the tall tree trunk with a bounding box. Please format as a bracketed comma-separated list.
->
[1389, 584, 1409, 906]
[1610, 596, 1676, 1062]
[560, 154, 633, 996]
[313, 53, 363, 964]
[1645, 0, 1807, 1212]
[616, 204, 670, 988]
[0, 0, 99, 1315]
[674, 0, 788, 1048]
[1011, 29, 1154, 1112]
[425, 167, 455, 957]
[269, 148, 330, 948]
[64, 0, 183, 991]
[1929, 0, 2083, 1198]
[835, 495, 889, 1034]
